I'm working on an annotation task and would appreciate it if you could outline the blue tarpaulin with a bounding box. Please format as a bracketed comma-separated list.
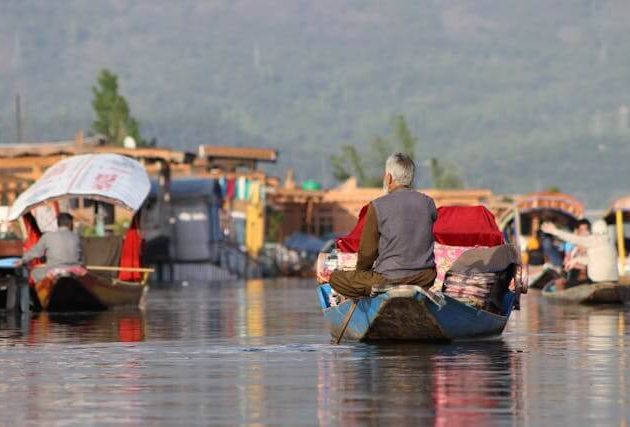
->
[284, 233, 326, 254]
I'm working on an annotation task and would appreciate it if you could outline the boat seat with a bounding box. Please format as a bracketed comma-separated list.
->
[370, 284, 446, 307]
[370, 283, 400, 295]
[81, 235, 123, 278]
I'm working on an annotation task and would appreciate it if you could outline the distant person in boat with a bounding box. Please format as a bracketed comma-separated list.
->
[563, 219, 591, 269]
[329, 152, 437, 298]
[539, 216, 564, 268]
[20, 213, 84, 282]
[541, 219, 618, 289]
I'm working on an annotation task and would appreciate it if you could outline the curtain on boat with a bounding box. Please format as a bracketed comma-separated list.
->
[119, 213, 143, 282]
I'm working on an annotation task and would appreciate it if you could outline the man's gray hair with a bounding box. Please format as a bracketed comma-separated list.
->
[385, 152, 415, 186]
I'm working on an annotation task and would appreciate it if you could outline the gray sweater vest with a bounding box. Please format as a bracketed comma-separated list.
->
[372, 188, 437, 279]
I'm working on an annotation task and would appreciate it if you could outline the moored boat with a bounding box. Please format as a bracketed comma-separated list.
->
[542, 281, 630, 304]
[8, 153, 153, 311]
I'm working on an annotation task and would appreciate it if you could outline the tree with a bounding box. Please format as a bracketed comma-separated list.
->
[430, 158, 464, 189]
[91, 69, 144, 146]
[329, 115, 417, 187]
[330, 115, 466, 189]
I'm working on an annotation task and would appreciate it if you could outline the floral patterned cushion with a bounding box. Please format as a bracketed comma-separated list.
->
[433, 243, 488, 290]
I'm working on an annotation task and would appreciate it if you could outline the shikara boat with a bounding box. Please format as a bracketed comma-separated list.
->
[542, 282, 630, 305]
[317, 284, 517, 342]
[498, 191, 585, 266]
[8, 153, 153, 311]
[32, 266, 151, 311]
[318, 206, 523, 343]
[540, 195, 630, 305]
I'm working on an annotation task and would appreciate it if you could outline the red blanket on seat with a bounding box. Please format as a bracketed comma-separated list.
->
[433, 206, 503, 247]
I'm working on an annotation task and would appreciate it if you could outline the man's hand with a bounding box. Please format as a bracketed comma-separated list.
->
[317, 269, 332, 284]
[541, 222, 557, 234]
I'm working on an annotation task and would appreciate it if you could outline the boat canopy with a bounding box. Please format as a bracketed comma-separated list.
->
[497, 191, 584, 232]
[8, 153, 150, 221]
[604, 195, 630, 223]
[515, 191, 584, 217]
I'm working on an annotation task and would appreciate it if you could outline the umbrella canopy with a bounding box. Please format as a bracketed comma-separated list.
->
[8, 153, 150, 221]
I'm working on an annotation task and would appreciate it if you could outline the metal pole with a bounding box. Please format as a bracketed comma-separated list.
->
[616, 209, 626, 276]
[15, 94, 22, 143]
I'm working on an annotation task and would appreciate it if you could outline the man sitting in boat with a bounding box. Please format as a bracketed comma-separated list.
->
[330, 153, 437, 298]
[20, 213, 84, 282]
[541, 220, 618, 289]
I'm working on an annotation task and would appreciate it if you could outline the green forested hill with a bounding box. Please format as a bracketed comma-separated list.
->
[2, 0, 630, 206]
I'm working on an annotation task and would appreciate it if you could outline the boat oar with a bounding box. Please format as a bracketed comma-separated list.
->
[86, 266, 155, 273]
[86, 265, 155, 285]
[335, 299, 358, 344]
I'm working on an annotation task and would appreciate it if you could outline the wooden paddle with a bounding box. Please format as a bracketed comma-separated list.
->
[335, 299, 358, 344]
[86, 266, 155, 273]
[86, 265, 155, 285]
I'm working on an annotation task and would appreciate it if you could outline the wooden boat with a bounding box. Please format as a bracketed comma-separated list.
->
[318, 206, 524, 342]
[317, 284, 517, 342]
[498, 191, 585, 266]
[32, 266, 151, 311]
[528, 266, 561, 290]
[8, 153, 153, 312]
[542, 281, 630, 304]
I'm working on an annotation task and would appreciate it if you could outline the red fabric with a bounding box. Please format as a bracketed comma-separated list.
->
[118, 214, 143, 281]
[433, 206, 503, 247]
[336, 204, 369, 253]
[336, 204, 503, 252]
[22, 213, 43, 286]
[226, 178, 236, 201]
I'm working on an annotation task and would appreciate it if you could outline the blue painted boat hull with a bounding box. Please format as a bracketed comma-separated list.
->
[318, 284, 515, 342]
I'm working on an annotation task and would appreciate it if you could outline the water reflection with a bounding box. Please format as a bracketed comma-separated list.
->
[508, 297, 630, 425]
[316, 340, 522, 426]
[32, 311, 146, 344]
[0, 280, 628, 425]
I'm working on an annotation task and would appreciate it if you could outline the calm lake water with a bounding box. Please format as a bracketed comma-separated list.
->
[0, 278, 629, 426]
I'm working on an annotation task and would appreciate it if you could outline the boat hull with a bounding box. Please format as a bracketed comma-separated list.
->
[35, 272, 146, 312]
[528, 267, 561, 290]
[542, 282, 630, 304]
[318, 284, 514, 342]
